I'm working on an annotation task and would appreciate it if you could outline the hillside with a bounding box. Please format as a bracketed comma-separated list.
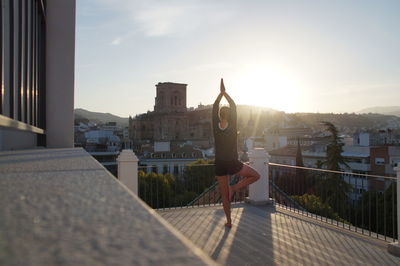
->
[74, 108, 129, 126]
[287, 112, 400, 133]
[74, 107, 400, 134]
[358, 106, 400, 117]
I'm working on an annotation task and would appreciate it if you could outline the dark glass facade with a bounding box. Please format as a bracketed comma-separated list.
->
[1, 0, 46, 132]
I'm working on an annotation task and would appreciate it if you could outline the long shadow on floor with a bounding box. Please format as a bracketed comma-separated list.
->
[160, 204, 400, 266]
[226, 204, 275, 266]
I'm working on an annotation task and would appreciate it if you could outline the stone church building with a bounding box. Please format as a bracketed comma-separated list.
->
[129, 82, 213, 148]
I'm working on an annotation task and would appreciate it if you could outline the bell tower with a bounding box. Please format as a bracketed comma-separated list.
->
[154, 82, 187, 113]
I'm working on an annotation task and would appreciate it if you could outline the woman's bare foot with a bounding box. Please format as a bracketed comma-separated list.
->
[225, 222, 232, 228]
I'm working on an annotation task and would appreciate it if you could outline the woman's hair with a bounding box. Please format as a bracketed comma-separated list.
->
[219, 106, 231, 121]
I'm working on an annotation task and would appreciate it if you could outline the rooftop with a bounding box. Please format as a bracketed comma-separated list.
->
[1, 148, 399, 265]
[160, 203, 400, 265]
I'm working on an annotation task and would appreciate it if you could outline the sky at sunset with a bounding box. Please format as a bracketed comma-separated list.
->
[75, 0, 400, 117]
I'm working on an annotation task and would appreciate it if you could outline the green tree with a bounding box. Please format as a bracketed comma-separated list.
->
[354, 182, 397, 239]
[138, 171, 174, 209]
[292, 194, 348, 223]
[318, 121, 352, 216]
[321, 121, 348, 171]
[182, 159, 215, 195]
[138, 160, 217, 209]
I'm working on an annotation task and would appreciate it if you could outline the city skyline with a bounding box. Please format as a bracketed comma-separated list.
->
[76, 0, 400, 117]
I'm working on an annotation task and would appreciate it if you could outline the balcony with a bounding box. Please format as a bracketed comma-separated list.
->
[346, 161, 371, 172]
[1, 147, 400, 265]
[136, 152, 400, 264]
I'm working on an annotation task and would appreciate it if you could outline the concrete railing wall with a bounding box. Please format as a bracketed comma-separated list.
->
[0, 148, 214, 265]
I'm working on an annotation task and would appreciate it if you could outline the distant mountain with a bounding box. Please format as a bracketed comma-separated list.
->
[234, 110, 400, 137]
[287, 112, 400, 132]
[74, 105, 277, 127]
[74, 108, 129, 126]
[358, 106, 400, 117]
[74, 106, 400, 133]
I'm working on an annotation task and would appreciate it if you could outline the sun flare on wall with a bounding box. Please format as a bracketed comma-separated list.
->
[229, 65, 302, 112]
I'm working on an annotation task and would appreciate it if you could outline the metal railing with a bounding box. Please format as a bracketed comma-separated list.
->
[186, 181, 219, 207]
[135, 159, 397, 242]
[269, 163, 398, 242]
[137, 163, 218, 209]
[137, 162, 249, 209]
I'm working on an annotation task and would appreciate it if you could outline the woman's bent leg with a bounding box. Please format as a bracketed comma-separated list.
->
[216, 175, 231, 227]
[231, 164, 260, 193]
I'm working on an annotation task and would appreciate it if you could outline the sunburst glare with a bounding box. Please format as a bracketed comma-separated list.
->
[230, 65, 302, 112]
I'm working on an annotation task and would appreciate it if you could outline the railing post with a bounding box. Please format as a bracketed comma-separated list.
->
[117, 150, 139, 194]
[245, 148, 272, 205]
[388, 166, 400, 257]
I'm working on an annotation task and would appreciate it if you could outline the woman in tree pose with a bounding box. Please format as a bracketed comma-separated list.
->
[213, 79, 260, 228]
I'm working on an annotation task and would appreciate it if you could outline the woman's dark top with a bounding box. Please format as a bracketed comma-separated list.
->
[212, 94, 238, 162]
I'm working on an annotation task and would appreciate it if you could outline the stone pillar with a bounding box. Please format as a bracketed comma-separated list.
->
[388, 166, 400, 257]
[245, 148, 272, 205]
[117, 150, 139, 194]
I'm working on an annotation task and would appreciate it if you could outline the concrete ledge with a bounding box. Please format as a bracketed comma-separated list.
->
[388, 242, 400, 257]
[0, 148, 215, 265]
[244, 197, 273, 206]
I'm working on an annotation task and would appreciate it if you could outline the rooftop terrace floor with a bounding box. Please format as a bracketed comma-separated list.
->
[159, 203, 400, 266]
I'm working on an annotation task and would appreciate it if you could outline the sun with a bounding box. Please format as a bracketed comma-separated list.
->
[230, 65, 302, 112]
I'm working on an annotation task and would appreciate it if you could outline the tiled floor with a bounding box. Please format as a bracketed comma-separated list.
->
[159, 203, 400, 266]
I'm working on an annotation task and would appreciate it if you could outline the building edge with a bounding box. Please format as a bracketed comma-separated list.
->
[46, 0, 76, 148]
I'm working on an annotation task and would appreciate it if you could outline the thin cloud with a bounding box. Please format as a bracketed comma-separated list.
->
[94, 0, 234, 37]
[135, 5, 189, 37]
[110, 37, 122, 45]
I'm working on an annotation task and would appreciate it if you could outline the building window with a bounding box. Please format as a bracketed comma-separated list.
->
[163, 165, 168, 174]
[173, 165, 179, 175]
[152, 166, 157, 173]
[375, 158, 385, 165]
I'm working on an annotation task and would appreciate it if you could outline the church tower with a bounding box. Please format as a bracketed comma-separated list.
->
[154, 82, 187, 113]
